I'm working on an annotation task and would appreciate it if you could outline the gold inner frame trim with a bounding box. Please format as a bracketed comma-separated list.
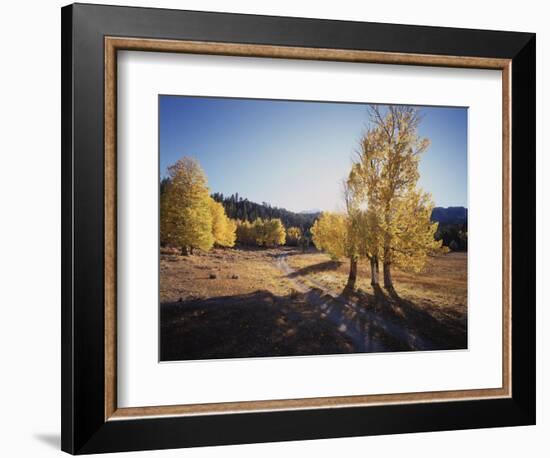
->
[104, 36, 512, 421]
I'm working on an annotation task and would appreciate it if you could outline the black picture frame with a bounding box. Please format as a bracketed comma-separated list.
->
[61, 3, 536, 454]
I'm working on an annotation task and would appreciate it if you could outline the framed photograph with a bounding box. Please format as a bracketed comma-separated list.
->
[61, 3, 536, 454]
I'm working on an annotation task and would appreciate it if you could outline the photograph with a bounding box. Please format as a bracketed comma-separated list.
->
[159, 96, 468, 361]
[53, 3, 537, 454]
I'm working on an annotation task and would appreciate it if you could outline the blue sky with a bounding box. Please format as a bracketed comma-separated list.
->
[159, 96, 467, 212]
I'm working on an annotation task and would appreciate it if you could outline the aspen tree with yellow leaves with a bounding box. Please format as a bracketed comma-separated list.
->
[252, 218, 286, 247]
[252, 218, 268, 246]
[311, 213, 348, 260]
[209, 198, 237, 248]
[160, 157, 214, 255]
[352, 105, 443, 290]
[311, 207, 359, 290]
[235, 220, 255, 245]
[347, 166, 383, 286]
[266, 219, 286, 246]
[286, 226, 302, 246]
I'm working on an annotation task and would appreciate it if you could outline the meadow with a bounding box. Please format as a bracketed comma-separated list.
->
[160, 247, 467, 361]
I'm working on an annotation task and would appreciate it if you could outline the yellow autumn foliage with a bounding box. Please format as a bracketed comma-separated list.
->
[350, 105, 444, 285]
[235, 219, 255, 245]
[286, 226, 302, 245]
[311, 212, 351, 261]
[234, 218, 286, 247]
[209, 198, 237, 247]
[160, 157, 214, 254]
[253, 218, 286, 247]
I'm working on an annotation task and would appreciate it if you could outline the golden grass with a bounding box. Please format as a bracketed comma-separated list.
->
[161, 247, 467, 317]
[286, 251, 467, 316]
[160, 247, 295, 303]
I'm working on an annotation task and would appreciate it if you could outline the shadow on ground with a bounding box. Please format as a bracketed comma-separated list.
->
[287, 260, 342, 278]
[161, 290, 355, 361]
[160, 248, 469, 361]
[160, 278, 466, 362]
[349, 285, 467, 350]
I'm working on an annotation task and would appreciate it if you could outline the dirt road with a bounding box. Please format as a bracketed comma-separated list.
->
[274, 253, 434, 352]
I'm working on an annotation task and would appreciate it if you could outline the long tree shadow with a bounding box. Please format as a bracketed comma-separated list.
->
[352, 285, 467, 350]
[327, 284, 429, 351]
[318, 288, 411, 353]
[161, 285, 466, 362]
[264, 247, 316, 259]
[287, 260, 342, 278]
[160, 290, 357, 361]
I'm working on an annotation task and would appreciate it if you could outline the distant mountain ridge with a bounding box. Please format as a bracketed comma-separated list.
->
[298, 209, 322, 215]
[431, 206, 467, 225]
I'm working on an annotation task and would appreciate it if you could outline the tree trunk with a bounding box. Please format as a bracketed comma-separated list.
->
[383, 240, 394, 289]
[181, 246, 189, 256]
[383, 261, 393, 290]
[189, 246, 194, 255]
[346, 257, 358, 290]
[382, 205, 394, 290]
[370, 256, 379, 286]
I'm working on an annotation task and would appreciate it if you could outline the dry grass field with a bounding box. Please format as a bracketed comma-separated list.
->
[160, 247, 294, 302]
[160, 247, 467, 361]
[286, 251, 467, 324]
[285, 251, 467, 350]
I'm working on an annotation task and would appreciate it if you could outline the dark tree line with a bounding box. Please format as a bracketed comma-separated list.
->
[211, 192, 319, 234]
[431, 207, 468, 252]
[435, 223, 468, 252]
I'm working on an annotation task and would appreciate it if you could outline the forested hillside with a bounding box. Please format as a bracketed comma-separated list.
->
[210, 193, 468, 252]
[431, 207, 468, 252]
[211, 192, 319, 233]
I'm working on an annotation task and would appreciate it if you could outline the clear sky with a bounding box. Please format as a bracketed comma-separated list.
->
[159, 96, 467, 213]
